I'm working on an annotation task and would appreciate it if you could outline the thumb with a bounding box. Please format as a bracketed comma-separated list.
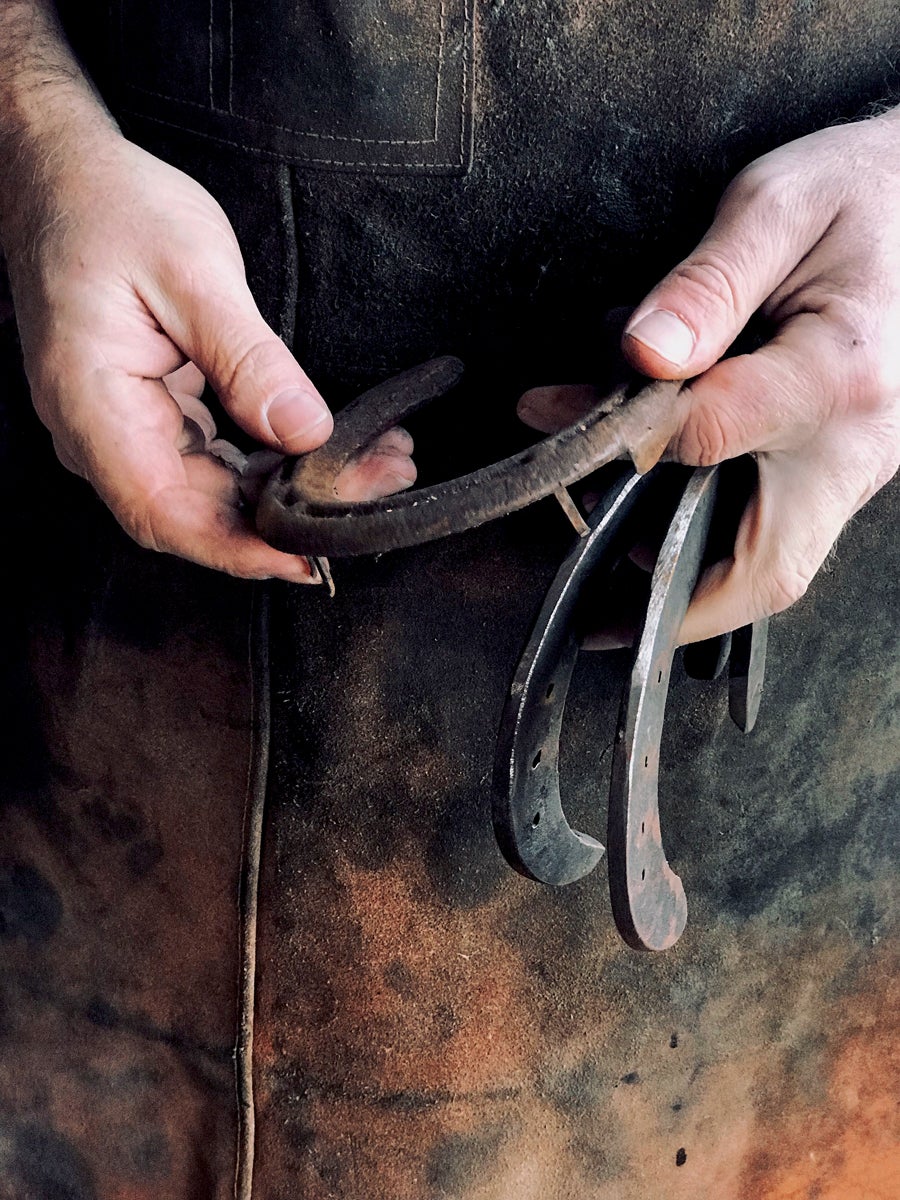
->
[623, 169, 827, 380]
[158, 269, 333, 454]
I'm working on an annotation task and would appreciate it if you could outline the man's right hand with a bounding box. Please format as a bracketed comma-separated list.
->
[0, 2, 414, 580]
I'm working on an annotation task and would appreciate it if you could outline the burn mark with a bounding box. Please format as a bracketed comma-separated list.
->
[433, 1001, 462, 1043]
[676, 1147, 687, 1166]
[81, 995, 231, 1071]
[126, 839, 164, 878]
[121, 1129, 171, 1182]
[80, 798, 142, 843]
[0, 862, 62, 944]
[383, 959, 415, 998]
[620, 1071, 640, 1085]
[543, 1058, 606, 1117]
[375, 1089, 448, 1114]
[0, 1122, 98, 1200]
[572, 1137, 623, 1184]
[425, 1126, 508, 1197]
[425, 784, 504, 910]
[281, 1110, 316, 1155]
[85, 998, 120, 1030]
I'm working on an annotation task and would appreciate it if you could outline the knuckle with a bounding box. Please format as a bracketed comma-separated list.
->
[220, 560, 275, 582]
[50, 436, 85, 479]
[668, 257, 743, 323]
[215, 336, 285, 407]
[861, 338, 900, 415]
[114, 498, 165, 554]
[121, 512, 159, 553]
[871, 452, 900, 495]
[674, 405, 742, 467]
[725, 162, 797, 224]
[819, 305, 900, 421]
[758, 563, 813, 616]
[159, 219, 245, 284]
[29, 386, 57, 430]
[852, 443, 900, 506]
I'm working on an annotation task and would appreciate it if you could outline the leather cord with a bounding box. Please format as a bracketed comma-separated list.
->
[233, 582, 271, 1200]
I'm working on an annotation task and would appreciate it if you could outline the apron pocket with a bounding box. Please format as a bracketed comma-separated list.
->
[113, 0, 475, 174]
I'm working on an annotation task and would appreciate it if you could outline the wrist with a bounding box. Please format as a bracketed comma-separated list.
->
[0, 2, 119, 256]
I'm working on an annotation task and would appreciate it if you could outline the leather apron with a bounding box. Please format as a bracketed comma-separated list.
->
[2, 3, 899, 1197]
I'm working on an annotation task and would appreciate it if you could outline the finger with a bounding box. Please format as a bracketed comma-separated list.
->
[236, 430, 417, 506]
[169, 390, 217, 446]
[175, 416, 209, 456]
[668, 312, 844, 466]
[147, 259, 333, 454]
[51, 434, 87, 479]
[679, 449, 858, 643]
[207, 438, 249, 472]
[146, 454, 320, 582]
[623, 165, 832, 379]
[72, 369, 318, 582]
[163, 360, 206, 400]
[334, 428, 417, 501]
[517, 384, 602, 433]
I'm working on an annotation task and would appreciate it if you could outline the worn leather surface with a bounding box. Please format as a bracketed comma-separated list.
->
[257, 484, 900, 1200]
[3, 2, 900, 1197]
[0, 329, 249, 1197]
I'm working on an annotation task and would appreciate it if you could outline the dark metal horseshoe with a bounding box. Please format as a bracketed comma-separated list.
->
[256, 358, 688, 557]
[493, 464, 768, 951]
[729, 617, 768, 734]
[491, 467, 660, 885]
[253, 356, 770, 950]
[606, 467, 720, 951]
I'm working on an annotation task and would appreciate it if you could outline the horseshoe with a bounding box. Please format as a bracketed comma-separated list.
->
[491, 467, 661, 885]
[606, 467, 720, 951]
[493, 465, 767, 951]
[256, 358, 687, 557]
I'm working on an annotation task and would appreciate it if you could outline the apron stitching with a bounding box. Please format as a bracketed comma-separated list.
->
[128, 111, 468, 168]
[123, 0, 470, 148]
[224, 0, 446, 141]
[208, 0, 214, 107]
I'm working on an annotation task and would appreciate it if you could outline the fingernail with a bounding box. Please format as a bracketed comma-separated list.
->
[626, 310, 695, 367]
[267, 389, 331, 450]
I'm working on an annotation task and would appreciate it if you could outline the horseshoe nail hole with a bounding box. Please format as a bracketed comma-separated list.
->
[532, 811, 541, 827]
[644, 755, 649, 768]
[641, 868, 646, 881]
[641, 822, 645, 834]
[545, 683, 555, 700]
[657, 670, 663, 684]
[531, 750, 542, 769]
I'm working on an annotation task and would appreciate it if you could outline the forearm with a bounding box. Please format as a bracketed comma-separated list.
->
[0, 0, 116, 250]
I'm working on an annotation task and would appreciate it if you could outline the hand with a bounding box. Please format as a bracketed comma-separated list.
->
[4, 129, 415, 581]
[519, 108, 900, 642]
